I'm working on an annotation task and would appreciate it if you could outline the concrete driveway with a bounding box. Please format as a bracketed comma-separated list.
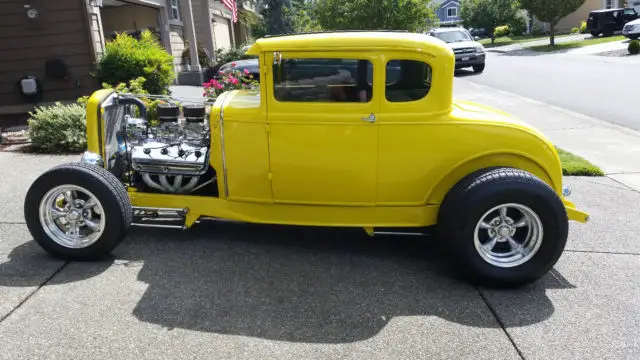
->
[1, 150, 639, 359]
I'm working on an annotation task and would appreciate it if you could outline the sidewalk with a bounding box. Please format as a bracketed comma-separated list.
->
[485, 34, 587, 53]
[563, 38, 631, 55]
[454, 78, 640, 192]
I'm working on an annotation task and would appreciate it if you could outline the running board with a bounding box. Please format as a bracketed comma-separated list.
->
[364, 226, 435, 237]
[131, 206, 188, 229]
[130, 207, 435, 236]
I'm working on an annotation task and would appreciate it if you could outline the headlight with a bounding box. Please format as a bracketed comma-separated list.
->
[80, 151, 104, 167]
[475, 45, 485, 53]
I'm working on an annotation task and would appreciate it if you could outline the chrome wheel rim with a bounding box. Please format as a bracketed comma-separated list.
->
[38, 185, 106, 249]
[473, 203, 544, 268]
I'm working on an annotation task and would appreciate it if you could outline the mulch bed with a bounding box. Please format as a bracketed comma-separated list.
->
[596, 49, 636, 57]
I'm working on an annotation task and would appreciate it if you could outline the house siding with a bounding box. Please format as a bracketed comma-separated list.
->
[192, 0, 215, 60]
[556, 0, 601, 33]
[0, 0, 99, 109]
[436, 0, 461, 24]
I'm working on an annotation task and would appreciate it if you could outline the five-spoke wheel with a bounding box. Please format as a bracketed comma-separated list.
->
[24, 163, 132, 260]
[473, 203, 543, 268]
[438, 168, 568, 288]
[39, 185, 106, 249]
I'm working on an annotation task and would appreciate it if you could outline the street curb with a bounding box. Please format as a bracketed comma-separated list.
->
[457, 78, 640, 139]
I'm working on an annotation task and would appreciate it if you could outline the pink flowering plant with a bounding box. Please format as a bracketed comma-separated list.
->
[202, 63, 258, 101]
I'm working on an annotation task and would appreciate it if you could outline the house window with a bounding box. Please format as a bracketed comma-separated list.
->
[169, 0, 181, 20]
[605, 0, 618, 8]
[447, 7, 458, 18]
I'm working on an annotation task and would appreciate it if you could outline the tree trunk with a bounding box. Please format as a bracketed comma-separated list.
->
[550, 22, 556, 46]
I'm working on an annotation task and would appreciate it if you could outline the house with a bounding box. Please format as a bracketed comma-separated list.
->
[528, 0, 634, 34]
[434, 0, 462, 26]
[0, 0, 255, 125]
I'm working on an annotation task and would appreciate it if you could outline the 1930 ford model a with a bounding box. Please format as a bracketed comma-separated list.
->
[23, 31, 589, 288]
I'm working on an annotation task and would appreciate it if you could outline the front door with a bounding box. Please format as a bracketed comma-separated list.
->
[266, 52, 380, 205]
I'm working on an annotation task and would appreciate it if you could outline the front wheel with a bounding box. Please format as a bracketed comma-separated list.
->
[437, 168, 568, 288]
[472, 63, 485, 73]
[24, 162, 132, 260]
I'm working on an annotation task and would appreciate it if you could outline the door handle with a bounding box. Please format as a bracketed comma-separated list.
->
[361, 113, 376, 123]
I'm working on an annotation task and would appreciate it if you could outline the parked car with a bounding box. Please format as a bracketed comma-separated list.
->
[205, 58, 260, 83]
[622, 17, 640, 39]
[468, 27, 489, 39]
[23, 31, 588, 288]
[586, 7, 639, 37]
[427, 27, 486, 73]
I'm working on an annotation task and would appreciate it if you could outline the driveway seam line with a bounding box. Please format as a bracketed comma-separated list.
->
[606, 176, 640, 194]
[0, 221, 26, 225]
[476, 288, 526, 360]
[0, 261, 68, 325]
[565, 249, 640, 256]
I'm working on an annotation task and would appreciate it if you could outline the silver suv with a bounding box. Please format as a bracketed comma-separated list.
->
[427, 27, 486, 73]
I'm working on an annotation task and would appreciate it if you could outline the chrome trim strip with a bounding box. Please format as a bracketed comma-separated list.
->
[219, 92, 231, 197]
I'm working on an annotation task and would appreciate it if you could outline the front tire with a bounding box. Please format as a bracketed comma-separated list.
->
[437, 168, 568, 288]
[472, 63, 485, 73]
[24, 162, 132, 260]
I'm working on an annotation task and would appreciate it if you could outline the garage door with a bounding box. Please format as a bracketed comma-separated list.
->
[213, 15, 232, 51]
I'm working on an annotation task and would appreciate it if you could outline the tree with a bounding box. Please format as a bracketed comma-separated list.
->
[261, 0, 295, 35]
[520, 0, 585, 46]
[313, 0, 437, 33]
[460, 0, 521, 44]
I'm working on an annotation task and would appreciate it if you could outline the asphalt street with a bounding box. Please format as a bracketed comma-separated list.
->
[461, 50, 640, 131]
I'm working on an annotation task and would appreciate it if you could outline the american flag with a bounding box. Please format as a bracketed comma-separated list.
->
[222, 0, 238, 23]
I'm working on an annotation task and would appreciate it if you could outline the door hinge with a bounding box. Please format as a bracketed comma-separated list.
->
[268, 173, 273, 181]
[265, 124, 270, 133]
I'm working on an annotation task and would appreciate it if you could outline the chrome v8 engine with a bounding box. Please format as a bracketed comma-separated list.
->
[125, 102, 212, 194]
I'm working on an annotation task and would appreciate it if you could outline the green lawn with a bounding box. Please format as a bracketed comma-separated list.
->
[556, 147, 604, 176]
[529, 35, 625, 52]
[479, 35, 549, 48]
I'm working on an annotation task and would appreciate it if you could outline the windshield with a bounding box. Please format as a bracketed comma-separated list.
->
[432, 30, 473, 43]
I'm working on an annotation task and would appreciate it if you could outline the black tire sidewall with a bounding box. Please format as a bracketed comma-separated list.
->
[446, 177, 568, 287]
[24, 165, 127, 260]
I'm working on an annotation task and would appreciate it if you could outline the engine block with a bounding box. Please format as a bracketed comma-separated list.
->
[124, 102, 211, 193]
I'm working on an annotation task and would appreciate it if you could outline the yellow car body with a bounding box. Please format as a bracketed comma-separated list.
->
[84, 31, 587, 229]
[25, 31, 589, 286]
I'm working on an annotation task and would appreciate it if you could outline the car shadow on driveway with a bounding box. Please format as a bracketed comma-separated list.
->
[1, 222, 575, 344]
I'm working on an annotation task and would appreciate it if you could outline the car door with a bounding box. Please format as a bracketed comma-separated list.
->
[375, 53, 448, 206]
[265, 51, 380, 206]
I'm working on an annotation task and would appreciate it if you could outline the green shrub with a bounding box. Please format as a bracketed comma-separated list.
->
[494, 25, 511, 38]
[509, 16, 527, 36]
[28, 102, 87, 153]
[96, 30, 175, 95]
[182, 42, 212, 67]
[214, 46, 256, 66]
[629, 40, 640, 55]
[580, 20, 587, 34]
[571, 27, 580, 34]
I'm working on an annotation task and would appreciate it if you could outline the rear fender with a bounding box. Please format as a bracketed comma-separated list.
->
[425, 152, 560, 205]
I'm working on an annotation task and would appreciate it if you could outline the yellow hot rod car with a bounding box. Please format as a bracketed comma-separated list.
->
[24, 31, 588, 287]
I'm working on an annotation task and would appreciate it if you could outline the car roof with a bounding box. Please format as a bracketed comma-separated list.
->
[245, 31, 452, 58]
[590, 8, 624, 13]
[430, 27, 466, 32]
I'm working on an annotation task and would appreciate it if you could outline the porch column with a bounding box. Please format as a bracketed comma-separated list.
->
[182, 0, 201, 72]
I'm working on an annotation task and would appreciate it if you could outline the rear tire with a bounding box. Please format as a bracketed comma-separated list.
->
[437, 168, 568, 288]
[590, 31, 599, 37]
[24, 162, 132, 261]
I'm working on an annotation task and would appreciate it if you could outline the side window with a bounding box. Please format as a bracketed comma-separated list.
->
[385, 60, 432, 102]
[273, 58, 373, 102]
